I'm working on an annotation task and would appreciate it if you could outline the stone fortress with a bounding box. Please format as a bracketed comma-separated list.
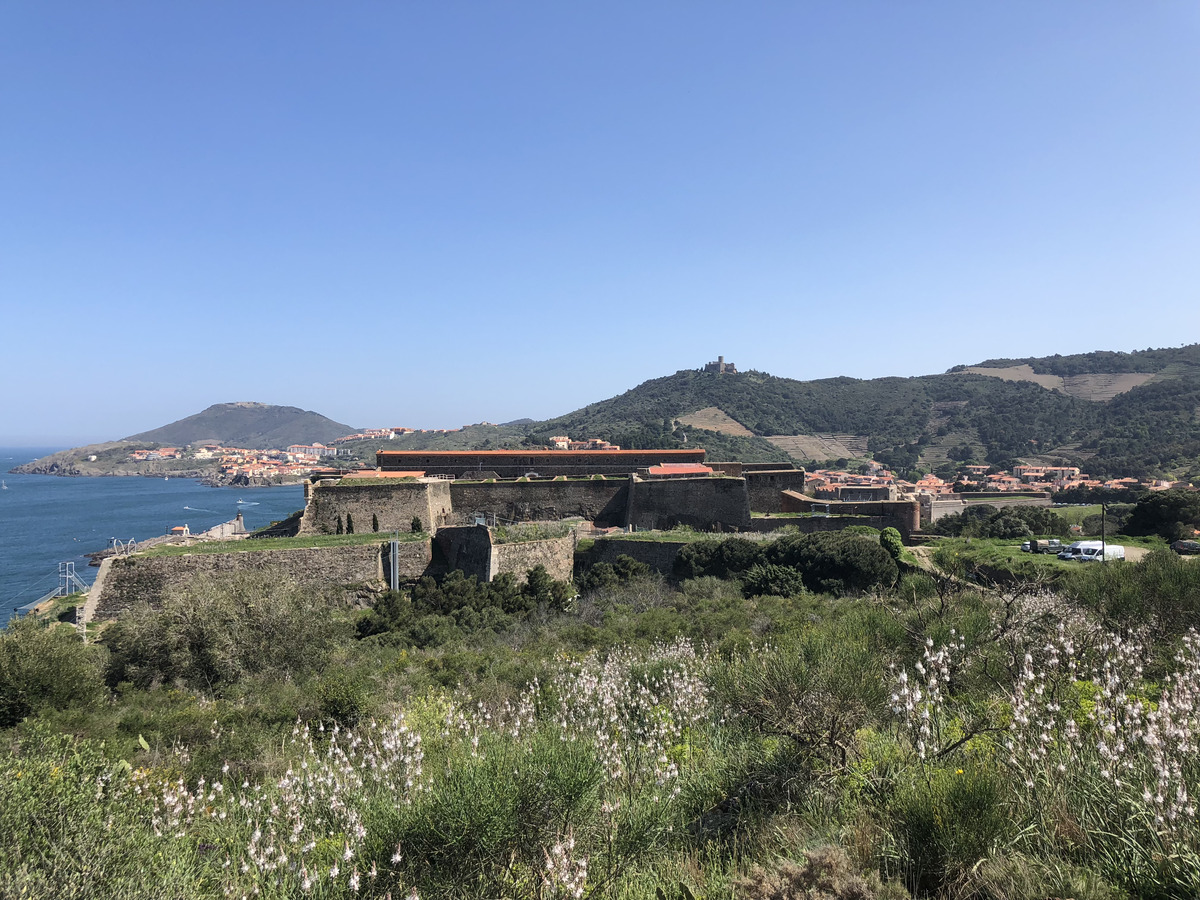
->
[86, 446, 922, 622]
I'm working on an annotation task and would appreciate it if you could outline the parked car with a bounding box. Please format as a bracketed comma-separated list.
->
[1031, 539, 1062, 554]
[1020, 541, 1031, 552]
[1172, 540, 1200, 555]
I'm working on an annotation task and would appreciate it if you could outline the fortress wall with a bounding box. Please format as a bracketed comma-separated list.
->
[301, 480, 452, 535]
[923, 493, 1053, 524]
[433, 526, 493, 582]
[449, 479, 628, 526]
[378, 450, 705, 478]
[434, 525, 576, 584]
[745, 470, 807, 513]
[492, 535, 576, 584]
[90, 542, 433, 621]
[780, 491, 921, 535]
[626, 477, 751, 531]
[577, 538, 693, 577]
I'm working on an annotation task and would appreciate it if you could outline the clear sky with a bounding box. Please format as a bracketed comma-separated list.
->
[3, 3, 1199, 445]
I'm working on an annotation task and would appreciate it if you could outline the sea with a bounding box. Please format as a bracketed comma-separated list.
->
[0, 447, 305, 624]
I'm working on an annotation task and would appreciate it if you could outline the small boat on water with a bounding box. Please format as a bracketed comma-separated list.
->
[1, 480, 6, 490]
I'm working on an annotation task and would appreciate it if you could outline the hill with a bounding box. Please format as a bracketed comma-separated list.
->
[123, 402, 355, 450]
[529, 345, 1200, 480]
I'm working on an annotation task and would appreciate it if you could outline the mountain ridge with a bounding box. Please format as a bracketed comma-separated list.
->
[12, 344, 1200, 482]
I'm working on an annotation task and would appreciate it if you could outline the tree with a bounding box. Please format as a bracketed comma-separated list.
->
[345, 512, 354, 534]
[879, 527, 904, 563]
[0, 618, 105, 727]
[767, 532, 898, 596]
[411, 516, 423, 533]
[1125, 490, 1200, 541]
[372, 513, 379, 533]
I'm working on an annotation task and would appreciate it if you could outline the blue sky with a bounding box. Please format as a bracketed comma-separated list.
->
[2, 3, 1199, 445]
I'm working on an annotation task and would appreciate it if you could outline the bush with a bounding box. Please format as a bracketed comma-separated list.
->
[741, 563, 806, 598]
[768, 532, 898, 596]
[580, 554, 651, 593]
[735, 845, 909, 900]
[674, 538, 765, 580]
[314, 670, 368, 728]
[1062, 548, 1200, 639]
[0, 619, 106, 727]
[411, 516, 423, 533]
[104, 573, 345, 692]
[879, 527, 904, 563]
[887, 764, 1013, 895]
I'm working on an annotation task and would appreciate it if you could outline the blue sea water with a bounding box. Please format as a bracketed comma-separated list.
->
[0, 447, 305, 623]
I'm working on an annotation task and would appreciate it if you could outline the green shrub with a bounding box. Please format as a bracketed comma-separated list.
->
[879, 527, 904, 563]
[389, 731, 601, 896]
[768, 532, 898, 595]
[887, 763, 1013, 895]
[314, 670, 369, 728]
[735, 845, 909, 900]
[674, 538, 765, 580]
[580, 554, 651, 593]
[0, 619, 106, 727]
[741, 563, 806, 598]
[104, 572, 345, 692]
[0, 725, 196, 899]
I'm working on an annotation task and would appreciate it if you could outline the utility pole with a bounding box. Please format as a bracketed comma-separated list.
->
[1101, 501, 1107, 564]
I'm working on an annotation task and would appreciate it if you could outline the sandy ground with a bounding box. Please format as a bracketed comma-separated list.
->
[675, 407, 754, 436]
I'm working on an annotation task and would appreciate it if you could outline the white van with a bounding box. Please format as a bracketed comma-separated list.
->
[1058, 540, 1097, 560]
[1078, 544, 1125, 562]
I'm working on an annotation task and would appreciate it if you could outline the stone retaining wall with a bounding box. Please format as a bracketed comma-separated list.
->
[577, 538, 693, 578]
[449, 479, 628, 526]
[301, 480, 452, 535]
[626, 476, 751, 531]
[89, 542, 433, 621]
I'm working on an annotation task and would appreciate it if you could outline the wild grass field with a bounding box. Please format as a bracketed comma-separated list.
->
[5, 522, 1200, 899]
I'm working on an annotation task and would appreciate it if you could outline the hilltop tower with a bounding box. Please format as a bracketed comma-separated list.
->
[702, 355, 737, 374]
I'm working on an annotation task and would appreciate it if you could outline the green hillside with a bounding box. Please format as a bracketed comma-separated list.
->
[530, 345, 1200, 480]
[970, 343, 1200, 376]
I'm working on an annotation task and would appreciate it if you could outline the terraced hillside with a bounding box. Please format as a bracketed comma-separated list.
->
[530, 344, 1200, 479]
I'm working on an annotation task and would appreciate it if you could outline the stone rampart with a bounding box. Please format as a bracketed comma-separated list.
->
[301, 480, 452, 535]
[434, 525, 575, 584]
[449, 479, 628, 526]
[492, 535, 576, 584]
[626, 476, 751, 531]
[577, 538, 693, 577]
[922, 493, 1052, 524]
[433, 526, 493, 582]
[780, 491, 921, 535]
[378, 449, 705, 478]
[745, 469, 807, 513]
[89, 542, 433, 621]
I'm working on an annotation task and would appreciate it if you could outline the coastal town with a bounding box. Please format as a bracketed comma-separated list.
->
[125, 435, 1189, 500]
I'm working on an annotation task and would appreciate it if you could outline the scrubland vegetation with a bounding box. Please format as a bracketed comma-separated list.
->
[6, 521, 1200, 899]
